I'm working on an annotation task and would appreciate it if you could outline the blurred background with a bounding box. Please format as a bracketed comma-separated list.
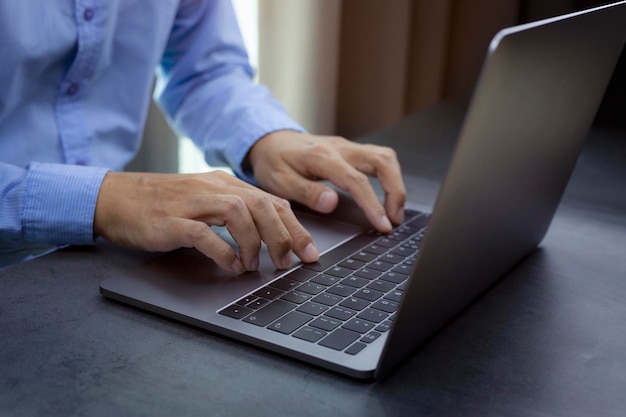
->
[128, 0, 625, 174]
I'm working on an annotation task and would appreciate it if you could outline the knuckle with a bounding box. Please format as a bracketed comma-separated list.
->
[371, 146, 398, 165]
[185, 221, 209, 244]
[347, 170, 369, 186]
[220, 195, 246, 214]
[268, 229, 293, 250]
[273, 197, 292, 213]
[249, 192, 274, 212]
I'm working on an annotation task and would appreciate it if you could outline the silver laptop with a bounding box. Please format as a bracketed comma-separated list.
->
[100, 2, 626, 380]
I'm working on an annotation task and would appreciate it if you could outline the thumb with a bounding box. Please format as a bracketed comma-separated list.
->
[270, 171, 339, 214]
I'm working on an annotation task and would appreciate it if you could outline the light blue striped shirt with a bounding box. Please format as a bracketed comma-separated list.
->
[0, 0, 303, 265]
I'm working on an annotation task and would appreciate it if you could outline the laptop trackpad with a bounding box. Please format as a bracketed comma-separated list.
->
[100, 211, 364, 315]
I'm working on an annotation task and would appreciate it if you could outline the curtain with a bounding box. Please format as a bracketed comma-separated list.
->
[258, 0, 622, 139]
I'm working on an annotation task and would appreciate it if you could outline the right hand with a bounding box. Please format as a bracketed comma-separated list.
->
[93, 171, 320, 273]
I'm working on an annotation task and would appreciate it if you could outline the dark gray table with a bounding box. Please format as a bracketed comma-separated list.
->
[2, 105, 626, 417]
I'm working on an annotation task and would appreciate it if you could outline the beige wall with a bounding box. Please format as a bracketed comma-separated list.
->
[258, 0, 341, 135]
[258, 0, 596, 139]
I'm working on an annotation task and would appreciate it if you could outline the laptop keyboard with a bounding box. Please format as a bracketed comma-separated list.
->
[219, 209, 429, 356]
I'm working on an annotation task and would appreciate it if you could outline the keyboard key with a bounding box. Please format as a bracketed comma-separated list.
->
[338, 259, 366, 270]
[360, 331, 382, 343]
[311, 292, 342, 306]
[296, 302, 328, 316]
[297, 282, 326, 295]
[245, 298, 270, 309]
[388, 230, 411, 241]
[345, 342, 368, 355]
[325, 306, 356, 321]
[353, 267, 382, 280]
[253, 287, 285, 300]
[243, 300, 294, 326]
[375, 237, 397, 248]
[379, 272, 407, 285]
[353, 288, 384, 302]
[339, 297, 369, 311]
[356, 308, 389, 323]
[326, 283, 356, 297]
[268, 278, 300, 291]
[341, 276, 369, 288]
[384, 290, 403, 302]
[379, 253, 405, 264]
[392, 264, 412, 276]
[319, 328, 360, 350]
[366, 280, 395, 293]
[350, 251, 377, 263]
[235, 296, 256, 306]
[368, 260, 394, 272]
[325, 266, 352, 278]
[219, 304, 253, 319]
[284, 268, 317, 282]
[375, 321, 393, 332]
[363, 244, 387, 255]
[391, 246, 414, 257]
[293, 326, 327, 343]
[311, 273, 340, 286]
[371, 299, 399, 313]
[280, 290, 311, 304]
[343, 318, 376, 334]
[268, 311, 312, 334]
[309, 316, 342, 332]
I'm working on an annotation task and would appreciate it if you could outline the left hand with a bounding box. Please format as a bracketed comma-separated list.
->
[247, 131, 406, 233]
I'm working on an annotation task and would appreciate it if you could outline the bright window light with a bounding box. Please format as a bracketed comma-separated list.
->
[178, 0, 259, 174]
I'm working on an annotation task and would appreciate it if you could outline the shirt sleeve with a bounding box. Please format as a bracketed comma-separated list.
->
[155, 0, 304, 184]
[0, 161, 109, 251]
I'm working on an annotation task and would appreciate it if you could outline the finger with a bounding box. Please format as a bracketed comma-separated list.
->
[348, 144, 407, 224]
[166, 217, 244, 274]
[180, 191, 263, 272]
[271, 197, 319, 265]
[262, 164, 340, 214]
[307, 156, 393, 233]
[242, 190, 296, 270]
[216, 195, 263, 272]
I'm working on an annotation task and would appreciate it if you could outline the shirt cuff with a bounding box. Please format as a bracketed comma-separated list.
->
[225, 107, 306, 185]
[23, 162, 110, 245]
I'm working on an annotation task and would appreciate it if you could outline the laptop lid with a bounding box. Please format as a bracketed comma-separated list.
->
[376, 1, 626, 378]
[100, 1, 626, 380]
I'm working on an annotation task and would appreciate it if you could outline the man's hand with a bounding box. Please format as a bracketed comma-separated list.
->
[94, 171, 319, 273]
[248, 131, 406, 233]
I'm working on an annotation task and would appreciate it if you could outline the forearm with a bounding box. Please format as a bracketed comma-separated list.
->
[156, 0, 303, 183]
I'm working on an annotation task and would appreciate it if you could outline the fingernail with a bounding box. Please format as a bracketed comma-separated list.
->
[231, 259, 245, 274]
[248, 255, 260, 271]
[302, 243, 319, 263]
[280, 252, 293, 270]
[381, 215, 393, 232]
[316, 191, 336, 213]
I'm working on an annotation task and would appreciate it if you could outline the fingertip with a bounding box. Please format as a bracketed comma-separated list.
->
[380, 215, 393, 233]
[301, 242, 319, 263]
[315, 190, 338, 213]
[231, 258, 245, 274]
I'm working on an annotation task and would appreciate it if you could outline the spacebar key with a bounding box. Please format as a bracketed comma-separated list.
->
[243, 300, 295, 327]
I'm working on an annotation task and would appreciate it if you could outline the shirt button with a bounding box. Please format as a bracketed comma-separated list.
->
[83, 8, 94, 21]
[66, 83, 79, 96]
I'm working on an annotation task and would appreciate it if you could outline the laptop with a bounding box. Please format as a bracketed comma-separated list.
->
[100, 2, 626, 380]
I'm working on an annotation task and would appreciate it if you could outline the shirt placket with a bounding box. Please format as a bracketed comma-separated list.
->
[55, 0, 102, 166]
